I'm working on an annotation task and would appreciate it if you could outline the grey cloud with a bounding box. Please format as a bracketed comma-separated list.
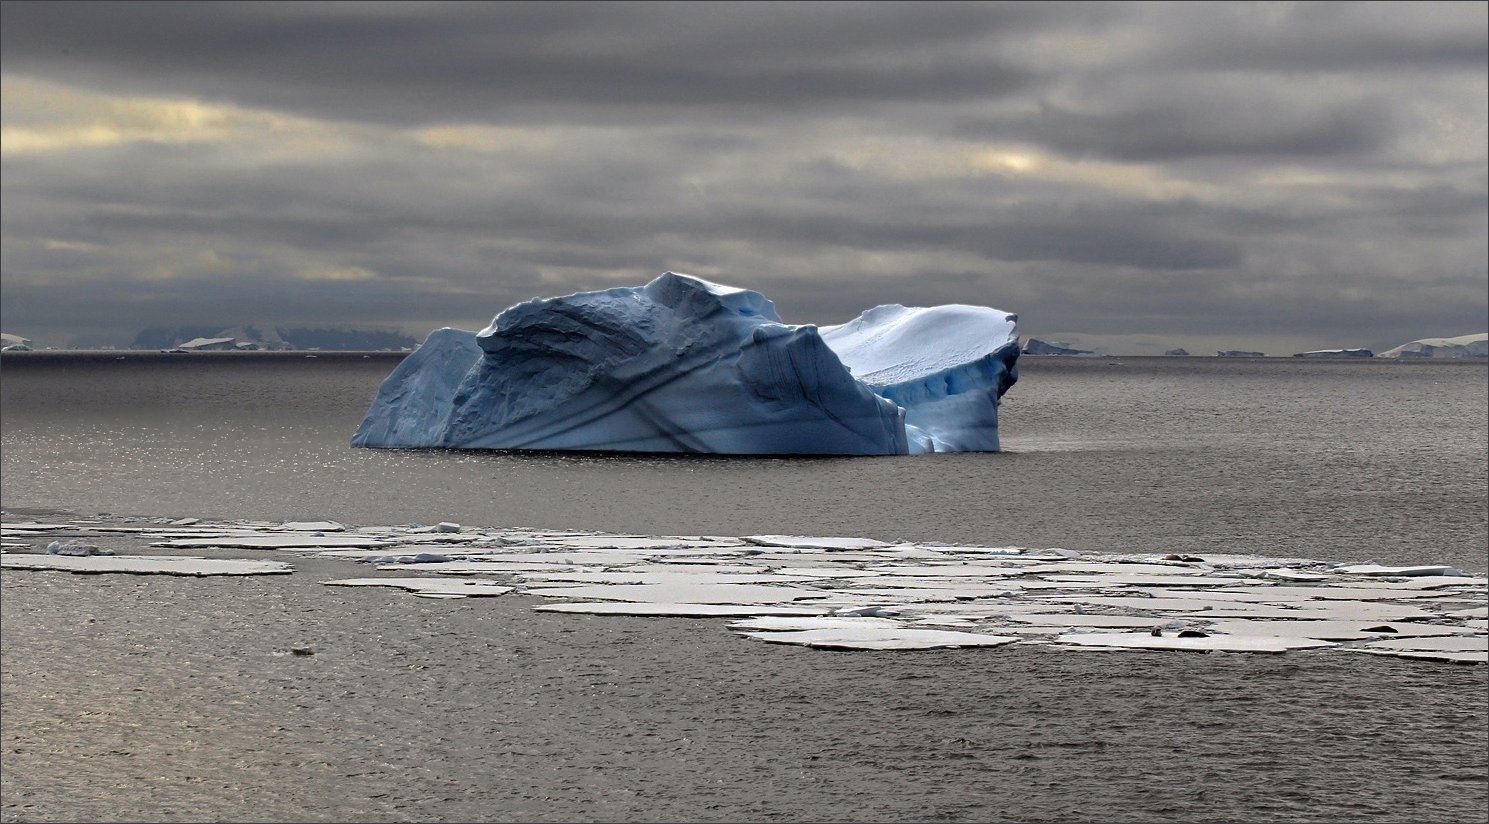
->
[962, 98, 1395, 161]
[0, 1, 1044, 123]
[1, 1, 1484, 353]
[1151, 1, 1488, 74]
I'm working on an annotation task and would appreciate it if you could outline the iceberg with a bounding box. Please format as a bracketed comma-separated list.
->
[1021, 338, 1091, 356]
[177, 336, 238, 351]
[352, 273, 1019, 455]
[1293, 348, 1373, 359]
[1377, 333, 1488, 359]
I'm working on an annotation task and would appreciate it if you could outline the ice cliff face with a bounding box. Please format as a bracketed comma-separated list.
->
[352, 273, 1018, 455]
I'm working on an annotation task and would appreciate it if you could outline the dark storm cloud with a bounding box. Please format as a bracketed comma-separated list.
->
[0, 1, 1047, 123]
[1, 1, 1485, 353]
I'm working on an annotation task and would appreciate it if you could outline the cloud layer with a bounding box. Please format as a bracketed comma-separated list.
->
[2, 1, 1484, 353]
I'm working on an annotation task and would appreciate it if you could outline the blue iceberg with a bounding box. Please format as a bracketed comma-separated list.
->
[352, 273, 1018, 455]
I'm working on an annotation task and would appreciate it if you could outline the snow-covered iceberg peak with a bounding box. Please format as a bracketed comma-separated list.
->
[820, 304, 1019, 453]
[353, 273, 1019, 455]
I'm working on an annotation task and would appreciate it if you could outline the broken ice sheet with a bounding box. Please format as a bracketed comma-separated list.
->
[1357, 635, 1489, 653]
[739, 626, 1022, 651]
[1332, 564, 1467, 577]
[515, 570, 812, 586]
[729, 616, 904, 631]
[322, 578, 513, 598]
[1034, 573, 1243, 587]
[1005, 613, 1175, 628]
[276, 521, 346, 532]
[1202, 584, 1454, 601]
[536, 603, 830, 618]
[1349, 648, 1488, 664]
[2, 554, 292, 576]
[26, 515, 1483, 662]
[742, 535, 896, 550]
[539, 535, 746, 550]
[527, 582, 831, 604]
[1053, 632, 1336, 654]
[1348, 634, 1489, 664]
[155, 535, 389, 549]
[872, 564, 1032, 578]
[1203, 619, 1477, 641]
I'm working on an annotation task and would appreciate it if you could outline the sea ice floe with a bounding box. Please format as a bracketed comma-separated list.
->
[1202, 620, 1477, 641]
[527, 583, 832, 604]
[1255, 569, 1332, 582]
[1023, 561, 1211, 576]
[3, 554, 293, 576]
[1349, 635, 1489, 664]
[1358, 635, 1489, 653]
[874, 564, 1032, 578]
[1204, 585, 1455, 601]
[1036, 573, 1242, 587]
[155, 535, 389, 549]
[766, 567, 886, 579]
[541, 535, 746, 550]
[534, 603, 831, 618]
[0, 522, 76, 532]
[322, 578, 514, 598]
[1005, 613, 1175, 628]
[1030, 595, 1244, 612]
[1332, 564, 1468, 577]
[1349, 648, 1489, 664]
[277, 521, 346, 532]
[739, 626, 1022, 651]
[1053, 632, 1337, 654]
[7, 515, 1483, 662]
[730, 616, 908, 631]
[516, 570, 817, 585]
[742, 535, 896, 550]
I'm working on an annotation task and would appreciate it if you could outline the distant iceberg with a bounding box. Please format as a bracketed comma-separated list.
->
[1022, 338, 1092, 356]
[353, 273, 1019, 455]
[178, 336, 238, 351]
[1217, 350, 1265, 358]
[1377, 333, 1488, 359]
[1294, 348, 1373, 359]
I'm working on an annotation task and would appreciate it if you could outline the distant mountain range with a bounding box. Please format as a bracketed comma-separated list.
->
[128, 325, 417, 351]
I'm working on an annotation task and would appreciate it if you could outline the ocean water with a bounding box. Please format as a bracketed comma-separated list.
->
[2, 352, 1486, 822]
[2, 352, 1485, 569]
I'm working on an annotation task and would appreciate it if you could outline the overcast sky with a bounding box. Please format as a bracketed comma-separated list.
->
[2, 1, 1484, 353]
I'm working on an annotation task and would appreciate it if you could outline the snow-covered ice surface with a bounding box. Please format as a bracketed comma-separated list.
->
[1377, 332, 1488, 359]
[2, 554, 292, 576]
[351, 273, 1018, 455]
[6, 514, 1481, 662]
[818, 303, 1019, 452]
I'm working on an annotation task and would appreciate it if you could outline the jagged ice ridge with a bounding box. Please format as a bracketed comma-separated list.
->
[352, 273, 1019, 455]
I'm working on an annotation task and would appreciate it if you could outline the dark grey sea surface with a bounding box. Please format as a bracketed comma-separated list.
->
[2, 352, 1486, 822]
